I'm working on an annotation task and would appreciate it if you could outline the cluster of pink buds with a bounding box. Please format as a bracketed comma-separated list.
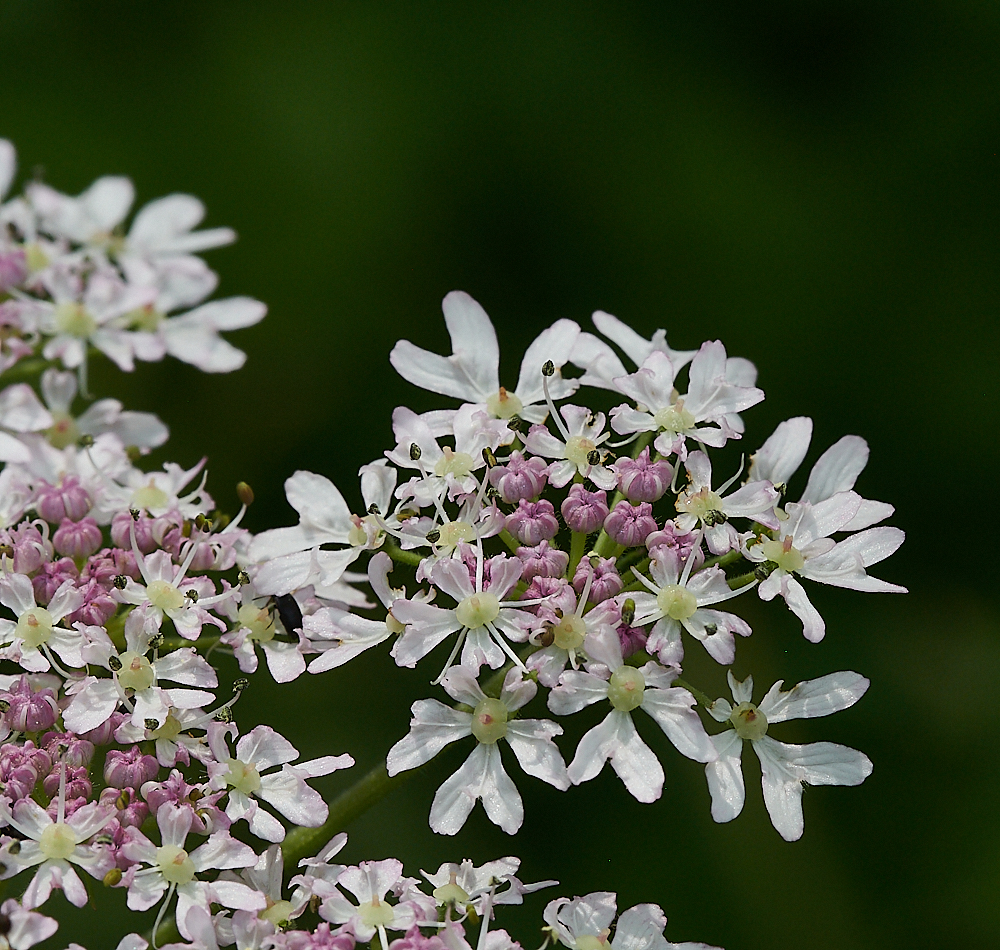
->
[0, 140, 904, 949]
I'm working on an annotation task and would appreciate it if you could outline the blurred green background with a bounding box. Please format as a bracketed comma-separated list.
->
[1, 1, 997, 947]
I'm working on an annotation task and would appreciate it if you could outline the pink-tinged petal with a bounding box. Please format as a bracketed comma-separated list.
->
[758, 671, 869, 723]
[153, 648, 217, 688]
[126, 868, 168, 911]
[441, 665, 488, 707]
[387, 700, 472, 775]
[640, 687, 717, 763]
[180, 296, 265, 331]
[67, 802, 114, 840]
[515, 319, 581, 405]
[440, 291, 501, 396]
[524, 427, 571, 460]
[794, 492, 863, 545]
[283, 470, 353, 534]
[705, 730, 745, 823]
[0, 139, 14, 197]
[839, 498, 894, 532]
[191, 831, 257, 872]
[782, 577, 825, 643]
[431, 558, 476, 603]
[157, 802, 194, 849]
[289, 754, 354, 779]
[680, 613, 735, 665]
[263, 639, 309, 681]
[683, 451, 713, 490]
[612, 903, 668, 950]
[728, 671, 754, 704]
[389, 604, 461, 669]
[63, 679, 120, 734]
[645, 617, 685, 668]
[801, 435, 869, 505]
[547, 670, 610, 716]
[236, 725, 298, 770]
[498, 667, 536, 712]
[203, 879, 268, 912]
[722, 480, 779, 519]
[247, 802, 287, 842]
[570, 330, 629, 390]
[159, 687, 215, 711]
[749, 417, 813, 486]
[567, 710, 663, 803]
[610, 406, 657, 436]
[9, 799, 52, 839]
[0, 572, 36, 616]
[258, 770, 325, 827]
[505, 720, 570, 789]
[613, 352, 677, 411]
[121, 829, 158, 865]
[428, 744, 498, 835]
[486, 557, 525, 601]
[461, 626, 506, 672]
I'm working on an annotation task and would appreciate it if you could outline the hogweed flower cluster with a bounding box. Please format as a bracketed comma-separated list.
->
[0, 139, 904, 949]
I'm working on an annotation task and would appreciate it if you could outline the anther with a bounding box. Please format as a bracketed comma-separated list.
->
[129, 508, 140, 521]
[237, 570, 250, 585]
[78, 434, 95, 448]
[587, 449, 602, 466]
[621, 598, 635, 627]
[236, 481, 254, 506]
[194, 513, 211, 531]
[215, 706, 233, 723]
[113, 575, 128, 590]
[483, 446, 498, 468]
[145, 718, 159, 730]
[425, 528, 441, 544]
[185, 589, 199, 603]
[367, 502, 381, 515]
[233, 677, 249, 692]
[541, 360, 555, 376]
[409, 443, 422, 461]
[108, 655, 123, 672]
[754, 561, 778, 581]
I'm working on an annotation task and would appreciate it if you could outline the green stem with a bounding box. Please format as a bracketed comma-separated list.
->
[674, 676, 714, 710]
[727, 570, 757, 590]
[567, 530, 588, 578]
[382, 541, 422, 567]
[498, 529, 520, 554]
[697, 549, 743, 574]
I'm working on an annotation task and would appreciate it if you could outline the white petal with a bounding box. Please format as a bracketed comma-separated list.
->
[705, 730, 745, 823]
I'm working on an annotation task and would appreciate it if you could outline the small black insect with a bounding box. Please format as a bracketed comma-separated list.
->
[273, 593, 303, 635]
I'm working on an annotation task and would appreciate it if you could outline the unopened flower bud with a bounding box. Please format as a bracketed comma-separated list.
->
[489, 450, 548, 502]
[614, 447, 673, 503]
[104, 746, 159, 789]
[35, 477, 92, 522]
[505, 499, 559, 545]
[516, 540, 569, 581]
[561, 484, 609, 534]
[5, 678, 59, 732]
[53, 517, 103, 558]
[604, 500, 658, 547]
[572, 555, 622, 604]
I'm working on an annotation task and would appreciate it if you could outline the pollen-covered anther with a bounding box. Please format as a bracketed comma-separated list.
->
[730, 701, 768, 740]
[471, 697, 509, 744]
[455, 592, 500, 629]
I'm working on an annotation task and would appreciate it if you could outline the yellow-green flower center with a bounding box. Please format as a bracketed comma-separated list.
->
[565, 435, 598, 468]
[39, 822, 76, 861]
[358, 898, 395, 928]
[730, 701, 768, 740]
[146, 580, 185, 612]
[608, 666, 646, 712]
[156, 844, 196, 885]
[759, 538, 806, 573]
[54, 302, 97, 338]
[455, 592, 500, 629]
[552, 614, 587, 651]
[656, 584, 697, 621]
[652, 401, 695, 434]
[238, 604, 274, 642]
[116, 651, 155, 691]
[16, 607, 54, 649]
[47, 412, 81, 449]
[130, 482, 170, 511]
[486, 387, 523, 420]
[471, 698, 508, 744]
[224, 758, 262, 795]
[434, 447, 476, 478]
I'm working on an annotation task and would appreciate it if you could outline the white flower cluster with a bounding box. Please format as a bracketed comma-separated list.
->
[0, 140, 902, 950]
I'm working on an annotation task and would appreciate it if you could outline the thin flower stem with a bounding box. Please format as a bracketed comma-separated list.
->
[382, 541, 423, 567]
[674, 676, 714, 710]
[727, 570, 757, 590]
[697, 549, 743, 573]
[567, 529, 588, 578]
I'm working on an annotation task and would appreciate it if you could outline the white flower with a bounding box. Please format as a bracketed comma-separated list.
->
[629, 547, 752, 667]
[705, 670, 873, 841]
[207, 723, 354, 842]
[0, 573, 84, 673]
[387, 667, 570, 835]
[548, 628, 716, 803]
[422, 856, 554, 914]
[524, 405, 617, 490]
[122, 192, 236, 263]
[0, 783, 114, 909]
[609, 344, 764, 456]
[390, 291, 581, 423]
[318, 859, 418, 944]
[0, 384, 55, 465]
[743, 493, 906, 642]
[0, 898, 59, 950]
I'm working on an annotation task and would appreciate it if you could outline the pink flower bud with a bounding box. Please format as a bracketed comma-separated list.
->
[572, 556, 623, 604]
[42, 732, 95, 768]
[604, 500, 657, 547]
[110, 510, 157, 553]
[489, 451, 548, 502]
[53, 517, 103, 558]
[4, 677, 59, 732]
[560, 484, 609, 534]
[35, 477, 92, 523]
[505, 499, 559, 545]
[613, 448, 673, 503]
[31, 558, 79, 605]
[83, 547, 140, 586]
[0, 249, 27, 292]
[516, 539, 569, 581]
[104, 746, 159, 789]
[1, 523, 51, 574]
[617, 623, 649, 659]
[68, 578, 118, 626]
[522, 575, 577, 617]
[79, 711, 128, 746]
[43, 764, 92, 800]
[389, 924, 455, 950]
[646, 521, 704, 571]
[99, 787, 150, 828]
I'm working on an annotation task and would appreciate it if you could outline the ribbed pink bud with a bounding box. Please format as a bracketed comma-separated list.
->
[31, 558, 79, 605]
[0, 523, 51, 574]
[5, 678, 59, 732]
[572, 556, 623, 604]
[604, 501, 658, 547]
[560, 484, 609, 534]
[143, 769, 229, 833]
[100, 787, 150, 828]
[388, 924, 454, 950]
[516, 540, 569, 581]
[613, 448, 673, 503]
[35, 477, 93, 523]
[646, 521, 705, 572]
[104, 746, 159, 789]
[0, 740, 53, 800]
[110, 511, 157, 553]
[53, 517, 103, 558]
[0, 249, 27, 291]
[79, 711, 128, 746]
[489, 450, 549, 503]
[83, 547, 140, 586]
[69, 578, 118, 626]
[43, 732, 95, 768]
[618, 623, 649, 659]
[43, 764, 92, 800]
[505, 499, 559, 545]
[521, 575, 577, 616]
